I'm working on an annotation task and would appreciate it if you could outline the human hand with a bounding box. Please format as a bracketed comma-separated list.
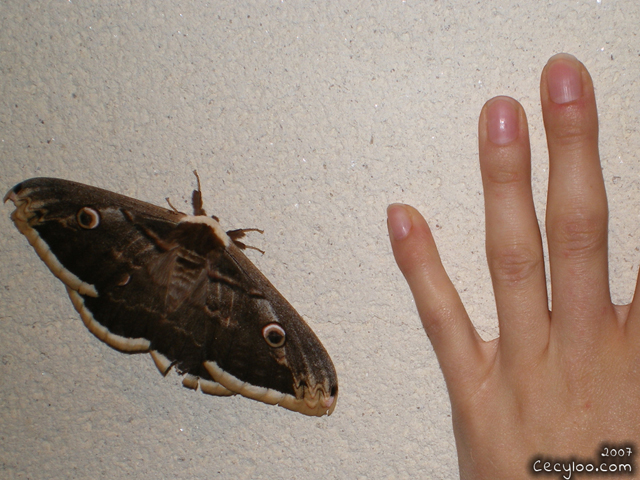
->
[388, 54, 640, 479]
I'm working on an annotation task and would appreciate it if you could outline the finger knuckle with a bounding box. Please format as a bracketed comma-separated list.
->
[549, 209, 607, 259]
[402, 247, 436, 277]
[489, 244, 542, 285]
[484, 159, 525, 186]
[549, 109, 598, 149]
[422, 303, 456, 338]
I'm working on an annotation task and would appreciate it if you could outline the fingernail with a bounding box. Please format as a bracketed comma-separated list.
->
[387, 204, 412, 240]
[546, 53, 583, 104]
[486, 97, 519, 145]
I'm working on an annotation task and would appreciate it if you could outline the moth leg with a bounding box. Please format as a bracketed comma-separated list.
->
[227, 228, 265, 253]
[227, 228, 264, 239]
[165, 197, 181, 213]
[230, 241, 265, 254]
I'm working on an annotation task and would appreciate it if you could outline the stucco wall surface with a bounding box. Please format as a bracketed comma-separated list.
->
[1, 1, 639, 478]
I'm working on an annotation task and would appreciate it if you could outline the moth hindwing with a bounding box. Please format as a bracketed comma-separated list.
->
[4, 177, 338, 416]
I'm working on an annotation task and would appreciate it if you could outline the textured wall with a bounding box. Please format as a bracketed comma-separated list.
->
[2, 1, 639, 478]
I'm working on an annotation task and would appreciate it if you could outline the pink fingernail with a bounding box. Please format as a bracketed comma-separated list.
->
[387, 204, 412, 240]
[546, 53, 583, 104]
[486, 97, 519, 145]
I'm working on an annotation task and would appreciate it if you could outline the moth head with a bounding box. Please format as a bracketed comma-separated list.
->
[76, 207, 101, 229]
[262, 323, 286, 348]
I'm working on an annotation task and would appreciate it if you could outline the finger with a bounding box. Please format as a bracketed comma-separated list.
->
[542, 54, 614, 340]
[387, 204, 485, 387]
[624, 268, 640, 339]
[479, 97, 550, 358]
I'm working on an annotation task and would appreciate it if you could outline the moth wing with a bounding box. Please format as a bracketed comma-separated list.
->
[6, 177, 338, 415]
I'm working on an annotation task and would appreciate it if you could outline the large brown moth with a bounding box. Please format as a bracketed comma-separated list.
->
[4, 176, 338, 416]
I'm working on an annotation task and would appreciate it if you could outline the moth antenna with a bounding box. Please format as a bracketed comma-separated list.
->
[165, 197, 180, 213]
[193, 170, 201, 191]
[191, 170, 207, 216]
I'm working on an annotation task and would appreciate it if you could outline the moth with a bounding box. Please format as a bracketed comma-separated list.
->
[4, 176, 338, 416]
